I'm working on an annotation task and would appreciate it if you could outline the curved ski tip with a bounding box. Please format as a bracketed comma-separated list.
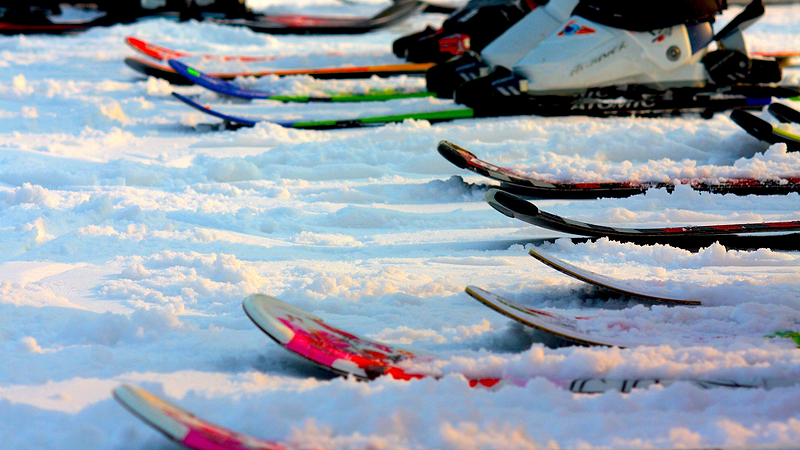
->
[730, 109, 774, 139]
[437, 140, 474, 169]
[485, 188, 539, 218]
[113, 384, 189, 442]
[768, 103, 800, 124]
[464, 285, 489, 300]
[242, 294, 299, 345]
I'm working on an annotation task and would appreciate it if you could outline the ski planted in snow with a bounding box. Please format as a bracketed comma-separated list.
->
[527, 247, 701, 305]
[730, 108, 800, 150]
[211, 0, 425, 34]
[170, 59, 434, 102]
[465, 285, 800, 349]
[243, 293, 438, 381]
[172, 92, 473, 129]
[242, 293, 800, 390]
[114, 384, 283, 450]
[485, 188, 800, 249]
[438, 140, 800, 198]
[125, 36, 280, 63]
[125, 56, 434, 85]
[114, 378, 800, 450]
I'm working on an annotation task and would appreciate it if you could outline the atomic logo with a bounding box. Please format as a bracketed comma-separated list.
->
[558, 20, 596, 36]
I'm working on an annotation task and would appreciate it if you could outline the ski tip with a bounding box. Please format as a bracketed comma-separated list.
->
[485, 188, 539, 219]
[124, 36, 140, 48]
[113, 384, 189, 442]
[767, 102, 800, 124]
[437, 140, 474, 169]
[730, 109, 774, 141]
[242, 294, 300, 345]
[464, 285, 489, 301]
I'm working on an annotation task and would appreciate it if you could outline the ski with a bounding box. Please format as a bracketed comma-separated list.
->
[114, 380, 800, 450]
[171, 92, 473, 129]
[460, 84, 798, 119]
[242, 293, 798, 390]
[114, 384, 284, 450]
[170, 59, 434, 102]
[243, 293, 435, 382]
[125, 36, 279, 63]
[211, 0, 426, 34]
[125, 56, 434, 85]
[485, 188, 800, 248]
[465, 285, 800, 348]
[768, 102, 800, 125]
[730, 108, 800, 150]
[438, 140, 800, 198]
[753, 51, 800, 68]
[527, 247, 701, 305]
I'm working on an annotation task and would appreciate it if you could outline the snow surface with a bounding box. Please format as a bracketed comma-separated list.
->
[1, 1, 799, 449]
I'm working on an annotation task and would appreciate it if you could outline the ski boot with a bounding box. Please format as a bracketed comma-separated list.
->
[424, 0, 578, 98]
[454, 0, 784, 117]
[393, 0, 538, 64]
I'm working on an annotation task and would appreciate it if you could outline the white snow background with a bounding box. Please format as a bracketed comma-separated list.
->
[1, 0, 799, 448]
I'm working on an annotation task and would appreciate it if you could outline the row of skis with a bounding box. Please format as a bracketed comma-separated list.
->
[111, 0, 800, 448]
[0, 0, 458, 35]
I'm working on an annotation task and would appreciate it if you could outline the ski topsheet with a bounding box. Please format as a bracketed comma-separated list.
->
[169, 59, 434, 102]
[438, 140, 800, 198]
[730, 108, 800, 150]
[465, 286, 800, 349]
[243, 293, 432, 381]
[113, 384, 283, 450]
[528, 247, 701, 305]
[241, 294, 799, 390]
[114, 380, 800, 450]
[125, 56, 434, 85]
[172, 92, 473, 129]
[486, 188, 800, 240]
[212, 0, 426, 34]
[125, 36, 278, 63]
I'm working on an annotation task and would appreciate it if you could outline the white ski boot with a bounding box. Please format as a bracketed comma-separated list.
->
[426, 0, 579, 98]
[454, 0, 784, 116]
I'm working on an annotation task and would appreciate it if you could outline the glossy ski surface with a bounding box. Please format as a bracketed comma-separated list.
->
[171, 92, 473, 128]
[125, 56, 433, 84]
[486, 188, 800, 239]
[114, 379, 800, 450]
[169, 59, 433, 102]
[730, 108, 800, 150]
[438, 140, 800, 198]
[528, 247, 701, 305]
[243, 293, 431, 380]
[172, 92, 258, 127]
[465, 286, 800, 349]
[465, 286, 635, 347]
[114, 384, 283, 450]
[212, 0, 425, 34]
[125, 36, 276, 63]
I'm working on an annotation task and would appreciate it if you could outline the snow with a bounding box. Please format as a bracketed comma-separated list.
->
[0, 1, 799, 449]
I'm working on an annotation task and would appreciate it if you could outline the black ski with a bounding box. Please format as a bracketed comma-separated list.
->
[730, 108, 800, 150]
[212, 0, 425, 34]
[438, 140, 800, 198]
[485, 188, 800, 249]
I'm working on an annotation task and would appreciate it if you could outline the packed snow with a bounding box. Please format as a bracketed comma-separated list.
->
[1, 0, 799, 449]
